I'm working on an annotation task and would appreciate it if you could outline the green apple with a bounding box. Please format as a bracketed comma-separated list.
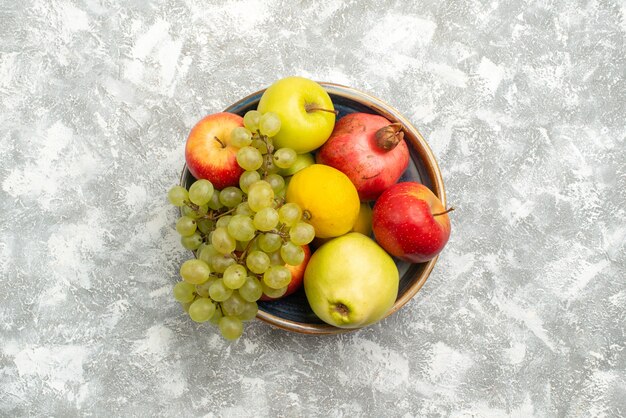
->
[257, 77, 336, 153]
[304, 232, 399, 328]
[277, 152, 315, 176]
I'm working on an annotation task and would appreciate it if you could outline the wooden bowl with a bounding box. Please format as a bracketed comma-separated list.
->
[180, 82, 446, 334]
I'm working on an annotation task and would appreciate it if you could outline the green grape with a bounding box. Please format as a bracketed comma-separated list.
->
[209, 305, 223, 325]
[253, 207, 279, 231]
[275, 186, 286, 200]
[198, 244, 219, 264]
[266, 173, 285, 193]
[235, 201, 254, 216]
[173, 281, 195, 303]
[207, 190, 222, 210]
[258, 112, 281, 137]
[227, 214, 256, 242]
[246, 250, 270, 274]
[263, 265, 292, 289]
[247, 181, 274, 212]
[289, 222, 315, 246]
[278, 203, 302, 227]
[243, 110, 262, 132]
[210, 254, 237, 273]
[273, 148, 297, 169]
[219, 316, 243, 340]
[239, 277, 263, 302]
[223, 264, 247, 289]
[180, 259, 211, 284]
[262, 281, 288, 299]
[230, 126, 253, 147]
[219, 187, 243, 208]
[209, 279, 233, 302]
[281, 241, 305, 266]
[188, 298, 216, 323]
[222, 292, 246, 316]
[181, 204, 203, 220]
[168, 186, 189, 206]
[197, 218, 214, 234]
[211, 227, 236, 254]
[181, 204, 208, 220]
[181, 232, 203, 250]
[251, 139, 269, 154]
[238, 301, 258, 321]
[216, 215, 232, 229]
[199, 204, 209, 216]
[239, 170, 261, 193]
[268, 250, 284, 266]
[176, 216, 197, 236]
[258, 232, 282, 253]
[237, 146, 263, 171]
[195, 277, 217, 297]
[188, 180, 214, 206]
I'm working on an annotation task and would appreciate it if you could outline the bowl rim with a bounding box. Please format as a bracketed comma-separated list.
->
[180, 82, 446, 335]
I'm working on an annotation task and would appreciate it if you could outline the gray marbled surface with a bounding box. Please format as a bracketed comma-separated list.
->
[1, 0, 625, 416]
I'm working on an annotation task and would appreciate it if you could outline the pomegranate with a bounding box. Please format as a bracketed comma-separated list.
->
[316, 113, 409, 201]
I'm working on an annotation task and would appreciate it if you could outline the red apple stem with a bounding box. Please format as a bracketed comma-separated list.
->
[432, 207, 455, 217]
[213, 136, 226, 148]
[304, 104, 338, 115]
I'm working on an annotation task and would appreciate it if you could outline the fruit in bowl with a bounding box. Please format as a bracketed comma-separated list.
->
[317, 112, 410, 201]
[304, 232, 399, 329]
[169, 77, 450, 339]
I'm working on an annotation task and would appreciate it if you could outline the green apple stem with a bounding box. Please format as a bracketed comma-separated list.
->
[334, 303, 349, 316]
[213, 136, 226, 148]
[304, 104, 339, 115]
[432, 207, 455, 217]
[330, 302, 351, 324]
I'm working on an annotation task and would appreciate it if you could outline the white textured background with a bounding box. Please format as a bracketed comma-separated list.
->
[1, 0, 625, 416]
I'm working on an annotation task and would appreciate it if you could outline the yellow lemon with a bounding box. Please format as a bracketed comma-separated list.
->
[286, 164, 360, 238]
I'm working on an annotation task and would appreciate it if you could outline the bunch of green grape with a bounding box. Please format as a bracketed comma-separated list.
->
[167, 111, 315, 340]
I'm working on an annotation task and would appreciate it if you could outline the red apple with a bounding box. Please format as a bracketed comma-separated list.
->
[185, 112, 244, 190]
[316, 113, 409, 201]
[260, 245, 311, 301]
[372, 182, 452, 263]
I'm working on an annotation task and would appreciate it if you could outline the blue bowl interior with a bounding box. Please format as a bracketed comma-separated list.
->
[183, 92, 431, 325]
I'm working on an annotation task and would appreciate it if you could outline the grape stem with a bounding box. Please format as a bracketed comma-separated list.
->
[238, 233, 261, 263]
[184, 200, 200, 212]
[256, 132, 274, 179]
[270, 228, 290, 240]
[212, 207, 237, 220]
